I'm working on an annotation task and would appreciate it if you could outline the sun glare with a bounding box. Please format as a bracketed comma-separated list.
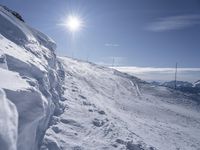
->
[65, 15, 82, 32]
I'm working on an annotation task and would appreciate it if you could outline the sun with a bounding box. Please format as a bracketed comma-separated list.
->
[65, 15, 82, 32]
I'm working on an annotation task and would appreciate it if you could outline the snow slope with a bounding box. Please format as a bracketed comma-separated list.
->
[0, 5, 65, 150]
[42, 57, 200, 150]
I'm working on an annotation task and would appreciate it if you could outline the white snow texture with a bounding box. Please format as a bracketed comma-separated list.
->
[0, 5, 200, 150]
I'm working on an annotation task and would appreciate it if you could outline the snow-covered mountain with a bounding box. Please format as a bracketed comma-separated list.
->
[0, 5, 200, 150]
[194, 80, 200, 88]
[160, 81, 200, 95]
[162, 81, 193, 88]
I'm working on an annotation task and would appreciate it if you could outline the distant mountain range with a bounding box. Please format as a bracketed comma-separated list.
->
[194, 80, 200, 88]
[150, 80, 200, 94]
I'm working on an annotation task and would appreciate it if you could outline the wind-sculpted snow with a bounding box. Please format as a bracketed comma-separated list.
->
[41, 57, 200, 150]
[0, 89, 18, 150]
[0, 6, 37, 45]
[0, 6, 65, 150]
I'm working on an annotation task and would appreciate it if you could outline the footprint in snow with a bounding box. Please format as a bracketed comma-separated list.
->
[92, 118, 108, 127]
[60, 118, 82, 127]
[51, 126, 62, 134]
[98, 110, 106, 115]
[79, 95, 86, 99]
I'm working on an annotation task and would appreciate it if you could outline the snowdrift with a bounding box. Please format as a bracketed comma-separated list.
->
[0, 5, 65, 150]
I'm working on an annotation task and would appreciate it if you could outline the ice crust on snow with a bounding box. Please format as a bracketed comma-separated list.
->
[0, 5, 200, 150]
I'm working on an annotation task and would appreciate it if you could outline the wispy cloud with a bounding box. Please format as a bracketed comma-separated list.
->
[113, 66, 200, 82]
[104, 43, 120, 47]
[147, 14, 200, 32]
[96, 56, 125, 66]
[114, 67, 200, 74]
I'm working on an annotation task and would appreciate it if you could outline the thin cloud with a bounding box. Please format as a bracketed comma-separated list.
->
[96, 56, 125, 66]
[104, 43, 120, 47]
[147, 14, 200, 32]
[113, 66, 200, 82]
[114, 67, 200, 74]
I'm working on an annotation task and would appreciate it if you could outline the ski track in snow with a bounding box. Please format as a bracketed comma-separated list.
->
[129, 80, 141, 97]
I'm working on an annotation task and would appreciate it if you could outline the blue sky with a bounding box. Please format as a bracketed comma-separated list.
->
[1, 0, 200, 70]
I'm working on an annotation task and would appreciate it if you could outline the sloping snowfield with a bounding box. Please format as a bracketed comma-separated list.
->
[0, 5, 200, 150]
[42, 57, 200, 150]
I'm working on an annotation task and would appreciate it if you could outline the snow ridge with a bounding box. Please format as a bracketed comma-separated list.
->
[0, 6, 65, 150]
